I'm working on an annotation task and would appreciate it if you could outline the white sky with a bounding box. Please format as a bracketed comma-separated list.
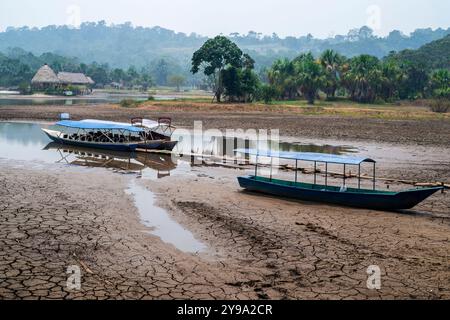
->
[0, 0, 449, 38]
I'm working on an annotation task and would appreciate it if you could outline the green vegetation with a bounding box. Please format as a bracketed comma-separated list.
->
[190, 36, 449, 106]
[0, 48, 189, 90]
[167, 75, 186, 92]
[191, 36, 260, 102]
[119, 99, 140, 108]
[429, 99, 450, 113]
[1, 23, 449, 87]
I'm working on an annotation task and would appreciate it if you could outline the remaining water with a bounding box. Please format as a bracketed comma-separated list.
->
[0, 93, 175, 107]
[0, 122, 356, 168]
[126, 180, 206, 253]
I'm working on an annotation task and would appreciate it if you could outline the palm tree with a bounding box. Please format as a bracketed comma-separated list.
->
[320, 49, 344, 100]
[267, 58, 297, 100]
[379, 61, 402, 101]
[293, 53, 324, 105]
[343, 55, 381, 103]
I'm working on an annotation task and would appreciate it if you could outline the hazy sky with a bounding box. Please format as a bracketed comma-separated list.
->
[1, 0, 449, 37]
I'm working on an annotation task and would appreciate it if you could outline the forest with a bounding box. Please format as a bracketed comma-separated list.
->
[0, 22, 449, 86]
[0, 24, 448, 106]
[191, 35, 450, 104]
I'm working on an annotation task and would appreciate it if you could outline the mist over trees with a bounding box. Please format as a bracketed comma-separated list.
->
[1, 22, 449, 77]
[1, 22, 449, 101]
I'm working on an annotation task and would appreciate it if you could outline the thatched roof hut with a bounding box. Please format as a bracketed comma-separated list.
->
[86, 76, 95, 85]
[57, 72, 92, 85]
[31, 64, 60, 84]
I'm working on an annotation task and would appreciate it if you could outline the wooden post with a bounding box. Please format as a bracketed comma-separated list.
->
[325, 162, 328, 187]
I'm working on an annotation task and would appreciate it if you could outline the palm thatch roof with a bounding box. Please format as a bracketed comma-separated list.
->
[31, 64, 59, 84]
[86, 76, 95, 84]
[57, 72, 92, 85]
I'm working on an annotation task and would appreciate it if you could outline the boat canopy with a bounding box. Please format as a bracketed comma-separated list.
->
[56, 120, 144, 133]
[234, 149, 376, 165]
[81, 119, 160, 129]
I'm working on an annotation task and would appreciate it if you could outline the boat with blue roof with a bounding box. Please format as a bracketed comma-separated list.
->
[235, 149, 443, 211]
[42, 118, 178, 152]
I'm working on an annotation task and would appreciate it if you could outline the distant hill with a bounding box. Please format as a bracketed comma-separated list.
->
[0, 22, 449, 69]
[387, 34, 450, 70]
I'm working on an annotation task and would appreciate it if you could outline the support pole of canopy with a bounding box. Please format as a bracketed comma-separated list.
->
[343, 164, 346, 187]
[255, 155, 258, 178]
[373, 162, 376, 190]
[295, 160, 298, 183]
[314, 161, 317, 186]
[270, 157, 273, 181]
[325, 162, 328, 187]
[358, 164, 361, 189]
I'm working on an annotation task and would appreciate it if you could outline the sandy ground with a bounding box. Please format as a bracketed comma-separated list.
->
[0, 103, 449, 300]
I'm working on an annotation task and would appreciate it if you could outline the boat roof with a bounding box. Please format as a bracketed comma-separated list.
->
[56, 120, 144, 132]
[234, 149, 376, 165]
[82, 119, 160, 129]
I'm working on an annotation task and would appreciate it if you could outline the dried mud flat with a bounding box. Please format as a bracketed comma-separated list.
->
[0, 155, 449, 300]
[0, 103, 449, 300]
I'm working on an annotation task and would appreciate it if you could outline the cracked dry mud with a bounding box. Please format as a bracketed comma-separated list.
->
[0, 158, 449, 300]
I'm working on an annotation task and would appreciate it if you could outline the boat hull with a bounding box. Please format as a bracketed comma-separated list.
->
[42, 129, 139, 152]
[237, 176, 442, 210]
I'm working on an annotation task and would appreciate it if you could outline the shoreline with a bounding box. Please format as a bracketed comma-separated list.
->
[0, 102, 449, 148]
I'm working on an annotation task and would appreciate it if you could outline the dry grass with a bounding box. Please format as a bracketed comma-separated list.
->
[134, 99, 450, 121]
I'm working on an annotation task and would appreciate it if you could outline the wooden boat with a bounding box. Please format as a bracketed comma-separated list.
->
[42, 119, 177, 152]
[235, 149, 443, 211]
[83, 118, 178, 151]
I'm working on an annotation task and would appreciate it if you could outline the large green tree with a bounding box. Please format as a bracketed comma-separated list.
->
[191, 36, 244, 102]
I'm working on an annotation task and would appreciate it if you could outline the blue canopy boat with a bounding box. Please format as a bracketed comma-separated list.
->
[42, 119, 178, 152]
[42, 120, 145, 151]
[235, 149, 443, 211]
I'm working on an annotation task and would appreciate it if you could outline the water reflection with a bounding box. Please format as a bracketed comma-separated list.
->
[173, 134, 356, 158]
[44, 142, 176, 178]
[0, 122, 357, 172]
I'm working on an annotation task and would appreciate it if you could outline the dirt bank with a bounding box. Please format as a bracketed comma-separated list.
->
[1, 103, 449, 146]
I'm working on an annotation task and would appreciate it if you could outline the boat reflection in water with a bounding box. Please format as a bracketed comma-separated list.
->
[44, 142, 177, 178]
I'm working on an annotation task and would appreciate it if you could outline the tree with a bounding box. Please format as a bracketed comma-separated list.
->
[343, 55, 382, 103]
[191, 36, 244, 102]
[168, 74, 185, 91]
[267, 58, 297, 100]
[293, 53, 324, 104]
[379, 61, 402, 101]
[320, 49, 345, 99]
[430, 69, 450, 98]
[397, 62, 429, 99]
[153, 59, 169, 86]
[259, 84, 278, 104]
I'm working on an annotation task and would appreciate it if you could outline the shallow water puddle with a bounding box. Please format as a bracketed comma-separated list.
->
[125, 180, 206, 253]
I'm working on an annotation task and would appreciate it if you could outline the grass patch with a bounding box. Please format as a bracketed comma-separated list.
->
[429, 99, 450, 113]
[119, 99, 141, 108]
